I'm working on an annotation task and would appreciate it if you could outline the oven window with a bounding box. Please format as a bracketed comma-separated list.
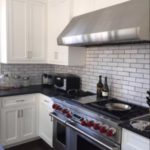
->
[56, 122, 66, 145]
[77, 136, 103, 150]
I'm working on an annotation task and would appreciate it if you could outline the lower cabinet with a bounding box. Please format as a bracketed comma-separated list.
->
[0, 95, 37, 146]
[122, 129, 150, 150]
[0, 94, 54, 147]
[39, 94, 53, 147]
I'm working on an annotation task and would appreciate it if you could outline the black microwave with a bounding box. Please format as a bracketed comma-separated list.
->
[54, 74, 80, 92]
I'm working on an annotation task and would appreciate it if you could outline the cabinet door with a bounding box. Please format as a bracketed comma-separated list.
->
[122, 129, 150, 150]
[20, 105, 36, 140]
[1, 108, 20, 145]
[48, 0, 71, 65]
[28, 0, 47, 63]
[7, 0, 28, 62]
[39, 97, 53, 147]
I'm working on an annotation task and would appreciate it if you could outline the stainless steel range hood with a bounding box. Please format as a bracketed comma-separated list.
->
[57, 0, 150, 46]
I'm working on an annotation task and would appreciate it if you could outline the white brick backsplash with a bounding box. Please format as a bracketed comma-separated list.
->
[0, 43, 149, 106]
[125, 50, 138, 53]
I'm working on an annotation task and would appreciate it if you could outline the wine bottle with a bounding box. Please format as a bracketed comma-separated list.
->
[97, 75, 103, 97]
[102, 77, 109, 98]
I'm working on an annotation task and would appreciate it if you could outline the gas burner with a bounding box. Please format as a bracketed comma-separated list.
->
[85, 98, 149, 121]
[57, 90, 95, 99]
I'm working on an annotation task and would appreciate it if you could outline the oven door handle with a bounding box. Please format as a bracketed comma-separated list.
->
[50, 112, 66, 124]
[66, 121, 119, 150]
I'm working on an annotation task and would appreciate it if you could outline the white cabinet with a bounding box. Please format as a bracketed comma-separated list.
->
[20, 105, 36, 140]
[48, 0, 85, 66]
[39, 94, 53, 147]
[122, 129, 150, 150]
[0, 0, 47, 64]
[1, 107, 19, 145]
[0, 95, 37, 145]
[72, 0, 130, 16]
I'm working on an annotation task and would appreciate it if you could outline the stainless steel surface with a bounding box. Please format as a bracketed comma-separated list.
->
[50, 112, 66, 124]
[51, 98, 122, 144]
[58, 0, 150, 46]
[77, 95, 99, 104]
[105, 103, 131, 111]
[66, 121, 119, 150]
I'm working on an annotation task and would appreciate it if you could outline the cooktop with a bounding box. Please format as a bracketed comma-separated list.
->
[85, 98, 149, 121]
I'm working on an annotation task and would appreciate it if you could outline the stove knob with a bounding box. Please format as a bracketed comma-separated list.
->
[93, 123, 100, 130]
[87, 121, 94, 128]
[52, 104, 57, 109]
[99, 125, 109, 133]
[66, 113, 72, 118]
[55, 105, 61, 110]
[62, 109, 68, 114]
[106, 128, 116, 137]
[81, 120, 87, 126]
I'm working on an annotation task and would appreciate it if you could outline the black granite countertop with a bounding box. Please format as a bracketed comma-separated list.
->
[0, 85, 57, 97]
[120, 119, 150, 139]
[0, 85, 149, 139]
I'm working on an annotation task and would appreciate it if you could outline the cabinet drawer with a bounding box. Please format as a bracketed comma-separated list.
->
[122, 129, 150, 150]
[2, 95, 35, 108]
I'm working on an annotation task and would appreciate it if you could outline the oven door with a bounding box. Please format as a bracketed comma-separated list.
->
[66, 121, 120, 150]
[53, 116, 69, 150]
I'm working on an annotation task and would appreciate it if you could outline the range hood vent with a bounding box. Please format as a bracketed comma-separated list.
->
[57, 0, 150, 46]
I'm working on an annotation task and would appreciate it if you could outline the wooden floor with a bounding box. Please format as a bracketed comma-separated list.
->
[5, 139, 53, 150]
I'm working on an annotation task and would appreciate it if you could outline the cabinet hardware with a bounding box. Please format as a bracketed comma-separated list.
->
[16, 100, 25, 103]
[18, 110, 20, 118]
[27, 51, 32, 59]
[21, 110, 23, 117]
[54, 51, 58, 60]
[44, 100, 49, 103]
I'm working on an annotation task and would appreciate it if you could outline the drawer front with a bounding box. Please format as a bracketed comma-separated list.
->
[122, 129, 150, 150]
[2, 95, 35, 108]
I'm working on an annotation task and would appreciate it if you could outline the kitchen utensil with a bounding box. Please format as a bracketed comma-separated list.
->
[105, 103, 131, 111]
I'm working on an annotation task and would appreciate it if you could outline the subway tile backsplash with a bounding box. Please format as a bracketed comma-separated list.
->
[0, 43, 150, 106]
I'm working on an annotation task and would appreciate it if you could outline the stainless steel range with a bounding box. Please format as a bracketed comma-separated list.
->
[50, 95, 148, 150]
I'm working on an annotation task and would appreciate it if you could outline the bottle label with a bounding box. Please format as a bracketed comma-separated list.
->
[102, 91, 108, 97]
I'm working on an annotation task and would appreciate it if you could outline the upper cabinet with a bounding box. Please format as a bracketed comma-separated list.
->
[0, 0, 47, 64]
[72, 0, 130, 16]
[47, 0, 85, 66]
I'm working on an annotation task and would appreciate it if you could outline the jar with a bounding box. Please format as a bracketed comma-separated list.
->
[22, 77, 30, 87]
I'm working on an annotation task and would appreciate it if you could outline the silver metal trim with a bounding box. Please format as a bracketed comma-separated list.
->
[50, 113, 66, 124]
[58, 0, 150, 46]
[66, 121, 119, 150]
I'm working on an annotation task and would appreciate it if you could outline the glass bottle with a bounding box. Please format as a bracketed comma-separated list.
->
[102, 77, 109, 98]
[97, 75, 103, 97]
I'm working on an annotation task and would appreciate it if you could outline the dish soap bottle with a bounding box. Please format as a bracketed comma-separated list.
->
[102, 77, 109, 98]
[97, 75, 103, 97]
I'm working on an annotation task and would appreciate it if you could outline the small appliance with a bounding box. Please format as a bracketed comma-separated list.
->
[54, 74, 80, 92]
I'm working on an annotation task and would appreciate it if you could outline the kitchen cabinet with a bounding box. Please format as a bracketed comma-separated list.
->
[72, 0, 130, 16]
[0, 95, 37, 145]
[0, 0, 47, 64]
[48, 0, 85, 66]
[39, 94, 53, 147]
[122, 129, 150, 150]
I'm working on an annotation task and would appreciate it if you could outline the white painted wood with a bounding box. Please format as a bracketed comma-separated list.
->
[7, 0, 28, 62]
[20, 105, 36, 140]
[0, 94, 37, 146]
[1, 107, 20, 145]
[2, 94, 35, 108]
[48, 0, 85, 66]
[122, 129, 150, 150]
[28, 0, 47, 63]
[39, 94, 53, 147]
[0, 0, 48, 63]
